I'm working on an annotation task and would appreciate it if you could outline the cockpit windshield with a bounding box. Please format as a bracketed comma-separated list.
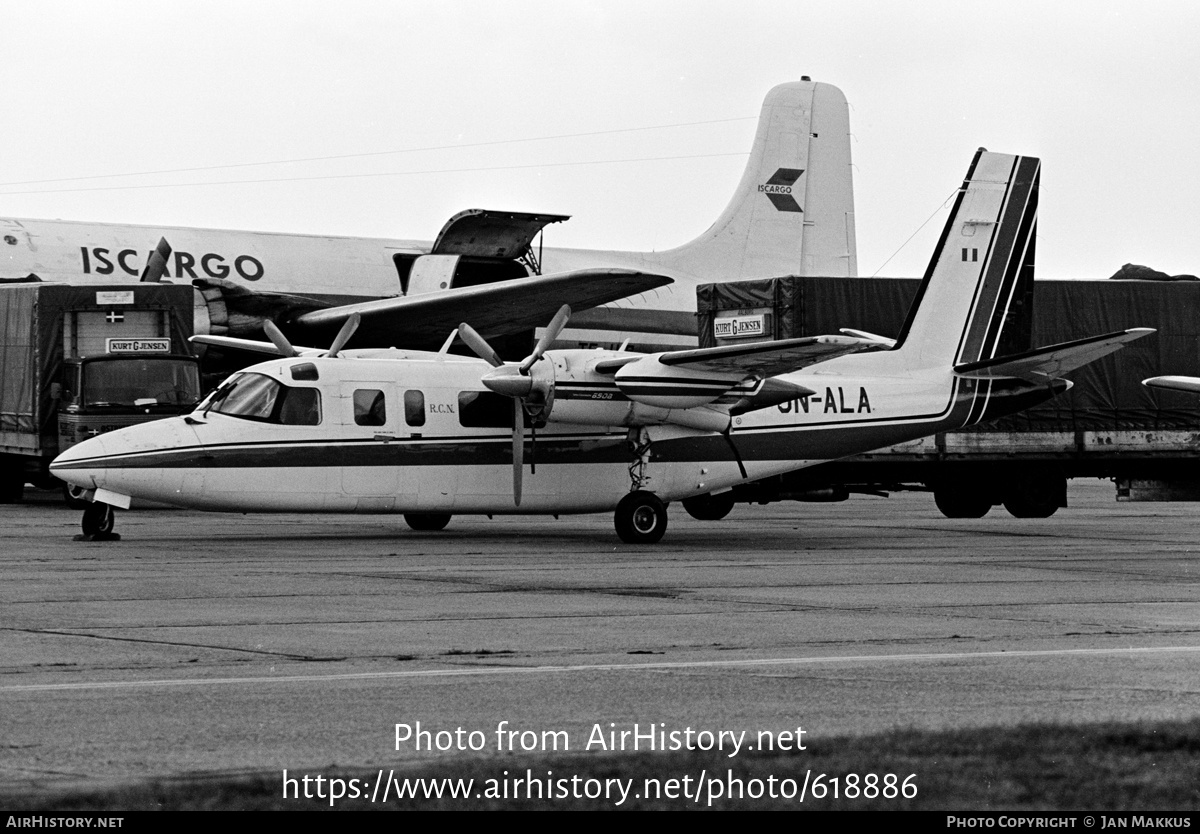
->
[204, 372, 321, 425]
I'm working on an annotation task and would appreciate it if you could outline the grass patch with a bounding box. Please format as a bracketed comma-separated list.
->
[6, 718, 1199, 811]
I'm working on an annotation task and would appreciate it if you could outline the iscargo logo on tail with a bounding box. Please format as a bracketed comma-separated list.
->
[80, 246, 265, 281]
[758, 168, 804, 212]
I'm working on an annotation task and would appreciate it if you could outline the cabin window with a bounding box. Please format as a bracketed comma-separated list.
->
[404, 390, 425, 426]
[353, 389, 386, 426]
[209, 372, 321, 426]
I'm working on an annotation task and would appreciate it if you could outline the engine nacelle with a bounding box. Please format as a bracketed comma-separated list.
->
[524, 350, 734, 432]
[612, 355, 746, 409]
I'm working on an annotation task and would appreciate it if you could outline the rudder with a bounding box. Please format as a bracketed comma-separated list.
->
[893, 150, 1040, 369]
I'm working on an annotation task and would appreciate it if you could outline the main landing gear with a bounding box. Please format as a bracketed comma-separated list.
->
[614, 491, 668, 544]
[74, 502, 120, 541]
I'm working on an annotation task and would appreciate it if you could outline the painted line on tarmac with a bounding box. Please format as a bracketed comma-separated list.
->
[3, 645, 1199, 693]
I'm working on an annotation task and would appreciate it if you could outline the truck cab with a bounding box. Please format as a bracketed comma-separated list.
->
[57, 353, 201, 452]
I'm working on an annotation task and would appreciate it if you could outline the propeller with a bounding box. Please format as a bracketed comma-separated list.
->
[140, 237, 172, 283]
[262, 320, 299, 357]
[325, 313, 361, 358]
[457, 305, 572, 505]
[258, 314, 360, 359]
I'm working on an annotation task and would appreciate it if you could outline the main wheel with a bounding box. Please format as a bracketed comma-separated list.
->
[81, 502, 115, 536]
[614, 491, 668, 544]
[404, 513, 451, 531]
[682, 491, 735, 521]
[933, 485, 991, 518]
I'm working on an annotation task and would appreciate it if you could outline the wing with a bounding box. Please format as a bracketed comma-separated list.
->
[954, 329, 1154, 381]
[190, 334, 306, 356]
[648, 334, 879, 376]
[289, 268, 672, 347]
[1143, 375, 1200, 394]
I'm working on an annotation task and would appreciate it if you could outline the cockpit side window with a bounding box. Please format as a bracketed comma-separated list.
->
[210, 372, 321, 425]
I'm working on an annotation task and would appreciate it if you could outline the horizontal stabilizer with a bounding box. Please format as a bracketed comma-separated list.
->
[1143, 375, 1200, 394]
[839, 328, 896, 348]
[291, 268, 672, 346]
[655, 334, 878, 377]
[954, 328, 1154, 381]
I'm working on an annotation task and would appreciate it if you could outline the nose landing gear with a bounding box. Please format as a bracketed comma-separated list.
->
[74, 501, 120, 542]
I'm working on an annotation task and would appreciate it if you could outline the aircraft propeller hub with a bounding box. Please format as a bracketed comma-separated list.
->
[482, 365, 534, 398]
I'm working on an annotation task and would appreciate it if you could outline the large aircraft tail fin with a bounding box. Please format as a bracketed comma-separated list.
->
[893, 150, 1040, 370]
[655, 79, 857, 279]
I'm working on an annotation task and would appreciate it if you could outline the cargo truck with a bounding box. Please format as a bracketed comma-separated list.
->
[0, 282, 201, 502]
[691, 276, 1200, 519]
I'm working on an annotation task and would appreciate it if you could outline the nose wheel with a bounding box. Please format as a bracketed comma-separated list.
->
[74, 502, 120, 541]
[614, 491, 668, 544]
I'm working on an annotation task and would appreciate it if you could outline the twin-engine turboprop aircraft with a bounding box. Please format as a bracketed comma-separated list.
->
[50, 150, 1153, 544]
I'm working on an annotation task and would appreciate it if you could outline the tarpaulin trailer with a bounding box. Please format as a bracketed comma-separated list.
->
[694, 276, 1200, 518]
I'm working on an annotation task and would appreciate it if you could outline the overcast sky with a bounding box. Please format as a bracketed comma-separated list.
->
[2, 0, 1197, 280]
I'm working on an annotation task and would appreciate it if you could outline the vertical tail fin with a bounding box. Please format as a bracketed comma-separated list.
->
[658, 79, 857, 279]
[893, 150, 1039, 369]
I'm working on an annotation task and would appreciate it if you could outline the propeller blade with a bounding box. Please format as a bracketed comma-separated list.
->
[326, 313, 361, 358]
[262, 320, 299, 357]
[520, 304, 571, 374]
[140, 237, 172, 283]
[512, 399, 524, 506]
[457, 322, 505, 368]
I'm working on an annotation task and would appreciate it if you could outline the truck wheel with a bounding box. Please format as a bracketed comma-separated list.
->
[933, 487, 991, 518]
[682, 492, 734, 521]
[1003, 495, 1059, 518]
[404, 513, 451, 531]
[81, 503, 115, 536]
[0, 476, 22, 504]
[615, 491, 668, 544]
[1002, 469, 1065, 518]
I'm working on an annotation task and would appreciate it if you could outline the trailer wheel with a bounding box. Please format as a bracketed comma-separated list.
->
[682, 492, 735, 521]
[615, 491, 668, 544]
[404, 513, 451, 531]
[80, 502, 115, 536]
[1002, 469, 1065, 518]
[933, 486, 991, 518]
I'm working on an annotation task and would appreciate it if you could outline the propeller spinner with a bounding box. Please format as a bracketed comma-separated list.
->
[457, 305, 571, 506]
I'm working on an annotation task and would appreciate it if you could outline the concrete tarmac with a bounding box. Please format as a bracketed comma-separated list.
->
[1, 480, 1198, 796]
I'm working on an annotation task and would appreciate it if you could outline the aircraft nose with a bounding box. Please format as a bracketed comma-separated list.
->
[50, 417, 200, 494]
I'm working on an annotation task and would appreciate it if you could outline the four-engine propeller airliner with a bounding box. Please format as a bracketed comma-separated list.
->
[50, 150, 1153, 544]
[2, 79, 856, 354]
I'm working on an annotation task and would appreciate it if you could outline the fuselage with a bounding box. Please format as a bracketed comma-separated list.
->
[49, 348, 1061, 515]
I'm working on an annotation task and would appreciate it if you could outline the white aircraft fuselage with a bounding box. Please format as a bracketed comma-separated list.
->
[49, 347, 1059, 515]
